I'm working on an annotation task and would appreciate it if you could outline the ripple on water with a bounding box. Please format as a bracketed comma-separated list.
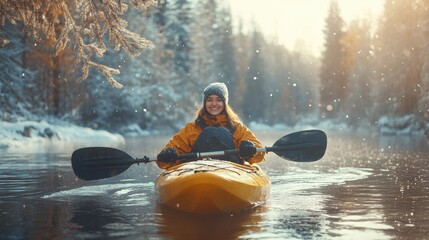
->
[250, 167, 378, 239]
[42, 181, 155, 207]
[269, 167, 373, 211]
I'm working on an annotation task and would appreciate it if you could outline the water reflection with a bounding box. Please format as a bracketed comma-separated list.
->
[274, 212, 324, 239]
[155, 204, 264, 240]
[377, 134, 428, 151]
[320, 159, 429, 239]
[252, 166, 376, 239]
[70, 200, 135, 239]
[322, 175, 394, 239]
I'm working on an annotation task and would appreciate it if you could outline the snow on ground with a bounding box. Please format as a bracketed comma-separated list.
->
[0, 120, 125, 150]
[249, 114, 427, 137]
[1, 114, 426, 151]
[249, 115, 363, 134]
[378, 114, 424, 135]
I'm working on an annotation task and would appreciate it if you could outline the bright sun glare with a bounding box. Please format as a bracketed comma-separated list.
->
[228, 0, 384, 56]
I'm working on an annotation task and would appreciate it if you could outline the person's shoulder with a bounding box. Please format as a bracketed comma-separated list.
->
[233, 120, 246, 127]
[174, 120, 197, 133]
[233, 120, 250, 132]
[183, 121, 198, 130]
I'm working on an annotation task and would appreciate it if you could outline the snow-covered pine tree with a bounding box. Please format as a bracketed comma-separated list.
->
[242, 29, 267, 123]
[319, 1, 347, 119]
[212, 3, 239, 106]
[0, 23, 35, 120]
[417, 0, 429, 130]
[320, 1, 348, 118]
[342, 19, 374, 127]
[374, 0, 422, 117]
[191, 0, 219, 88]
[0, 0, 156, 88]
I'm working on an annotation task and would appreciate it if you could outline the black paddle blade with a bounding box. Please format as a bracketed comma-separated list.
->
[271, 130, 327, 162]
[71, 147, 135, 180]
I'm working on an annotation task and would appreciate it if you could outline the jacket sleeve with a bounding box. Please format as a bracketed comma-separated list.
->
[156, 123, 196, 169]
[233, 123, 266, 164]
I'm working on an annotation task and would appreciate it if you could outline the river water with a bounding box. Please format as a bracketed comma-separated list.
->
[1, 130, 428, 240]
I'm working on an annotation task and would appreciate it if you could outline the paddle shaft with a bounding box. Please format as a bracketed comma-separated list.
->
[127, 150, 240, 164]
[173, 142, 323, 160]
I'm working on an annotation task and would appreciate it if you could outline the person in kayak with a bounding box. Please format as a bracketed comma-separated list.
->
[156, 82, 265, 169]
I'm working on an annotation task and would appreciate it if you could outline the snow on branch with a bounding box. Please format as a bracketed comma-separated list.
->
[0, 0, 156, 88]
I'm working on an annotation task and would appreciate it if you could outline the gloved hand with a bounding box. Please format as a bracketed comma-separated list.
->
[157, 147, 178, 163]
[239, 140, 257, 159]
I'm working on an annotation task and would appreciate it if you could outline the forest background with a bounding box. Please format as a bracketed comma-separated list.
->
[1, 0, 428, 137]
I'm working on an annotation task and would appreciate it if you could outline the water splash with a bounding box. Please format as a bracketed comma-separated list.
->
[42, 182, 154, 207]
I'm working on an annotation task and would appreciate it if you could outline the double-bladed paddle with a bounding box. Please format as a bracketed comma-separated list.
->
[72, 129, 327, 181]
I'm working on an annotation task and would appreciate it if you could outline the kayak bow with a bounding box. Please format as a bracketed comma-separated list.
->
[155, 159, 270, 214]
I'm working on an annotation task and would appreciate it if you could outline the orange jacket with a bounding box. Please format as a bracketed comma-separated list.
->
[156, 114, 265, 169]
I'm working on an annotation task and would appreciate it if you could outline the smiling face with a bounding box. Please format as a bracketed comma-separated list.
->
[205, 95, 225, 116]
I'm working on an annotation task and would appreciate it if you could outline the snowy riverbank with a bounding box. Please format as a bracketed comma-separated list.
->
[0, 120, 125, 150]
[1, 114, 427, 152]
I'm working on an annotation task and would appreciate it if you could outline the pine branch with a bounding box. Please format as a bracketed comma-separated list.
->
[0, 0, 156, 88]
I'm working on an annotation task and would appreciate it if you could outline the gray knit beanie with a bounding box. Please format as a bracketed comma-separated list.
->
[203, 82, 229, 104]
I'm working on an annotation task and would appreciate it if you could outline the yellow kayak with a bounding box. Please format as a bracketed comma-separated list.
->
[155, 159, 271, 214]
